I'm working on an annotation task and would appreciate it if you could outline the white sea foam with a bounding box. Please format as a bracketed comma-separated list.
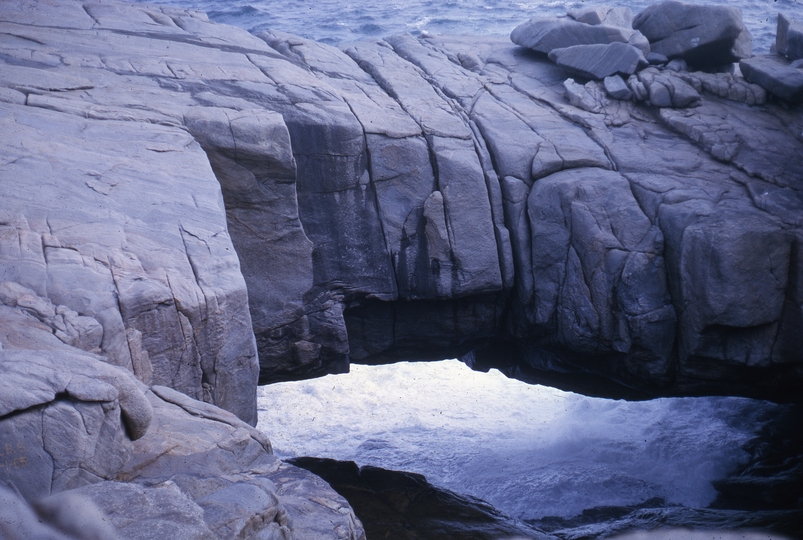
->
[257, 360, 778, 520]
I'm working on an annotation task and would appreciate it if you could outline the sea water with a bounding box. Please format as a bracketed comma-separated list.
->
[256, 361, 789, 530]
[139, 0, 800, 51]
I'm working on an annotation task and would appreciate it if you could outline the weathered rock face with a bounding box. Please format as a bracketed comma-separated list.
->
[3, 0, 800, 404]
[0, 82, 258, 423]
[0, 289, 364, 538]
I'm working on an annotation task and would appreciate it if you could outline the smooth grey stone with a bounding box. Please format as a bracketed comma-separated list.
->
[777, 12, 803, 60]
[633, 1, 752, 67]
[34, 491, 122, 540]
[740, 54, 803, 102]
[549, 42, 648, 80]
[511, 17, 650, 56]
[568, 6, 633, 28]
[647, 52, 669, 65]
[604, 74, 634, 100]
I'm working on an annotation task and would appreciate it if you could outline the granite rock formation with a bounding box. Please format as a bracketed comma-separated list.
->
[0, 290, 364, 538]
[1, 0, 802, 407]
[1, 0, 803, 535]
[632, 1, 752, 68]
[511, 16, 651, 57]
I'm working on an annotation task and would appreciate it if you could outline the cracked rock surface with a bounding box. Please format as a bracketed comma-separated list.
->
[1, 0, 802, 535]
[1, 0, 801, 404]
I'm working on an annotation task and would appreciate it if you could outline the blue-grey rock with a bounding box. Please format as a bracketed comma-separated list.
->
[511, 17, 650, 56]
[0, 345, 151, 500]
[647, 52, 669, 65]
[549, 42, 648, 80]
[777, 13, 803, 61]
[740, 54, 803, 102]
[638, 67, 702, 107]
[633, 1, 752, 67]
[604, 74, 634, 100]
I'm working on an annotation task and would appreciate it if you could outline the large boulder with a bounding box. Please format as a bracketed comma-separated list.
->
[633, 1, 752, 67]
[740, 55, 803, 102]
[511, 17, 650, 56]
[777, 12, 803, 61]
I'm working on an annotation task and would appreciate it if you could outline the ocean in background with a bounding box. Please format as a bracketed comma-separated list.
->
[257, 361, 777, 521]
[137, 0, 801, 51]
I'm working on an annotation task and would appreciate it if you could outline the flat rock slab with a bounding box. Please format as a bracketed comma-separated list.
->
[549, 42, 647, 80]
[633, 0, 752, 67]
[741, 55, 803, 102]
[511, 17, 650, 56]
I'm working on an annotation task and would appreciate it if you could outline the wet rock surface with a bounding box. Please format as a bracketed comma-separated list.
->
[288, 457, 554, 540]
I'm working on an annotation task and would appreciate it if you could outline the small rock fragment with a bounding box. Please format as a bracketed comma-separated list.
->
[627, 74, 649, 100]
[604, 74, 634, 100]
[647, 52, 669, 65]
[677, 71, 766, 105]
[638, 67, 701, 107]
[563, 78, 605, 113]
